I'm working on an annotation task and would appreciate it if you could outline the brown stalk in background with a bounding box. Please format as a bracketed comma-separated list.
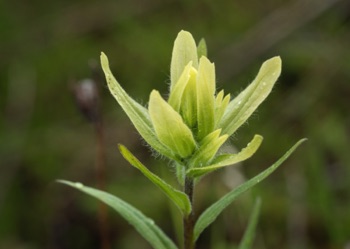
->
[73, 68, 110, 249]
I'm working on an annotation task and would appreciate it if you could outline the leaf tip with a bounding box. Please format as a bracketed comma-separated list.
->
[56, 180, 85, 189]
[297, 138, 308, 146]
[254, 134, 264, 141]
[100, 52, 108, 63]
[178, 29, 191, 37]
[117, 143, 126, 153]
[100, 52, 111, 73]
[266, 56, 282, 74]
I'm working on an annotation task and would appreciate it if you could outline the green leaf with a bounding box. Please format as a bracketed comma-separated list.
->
[193, 138, 307, 241]
[58, 180, 178, 249]
[238, 198, 261, 249]
[219, 56, 282, 136]
[170, 30, 198, 91]
[149, 90, 197, 158]
[196, 56, 216, 140]
[197, 38, 207, 58]
[100, 53, 177, 161]
[118, 144, 192, 216]
[187, 135, 263, 177]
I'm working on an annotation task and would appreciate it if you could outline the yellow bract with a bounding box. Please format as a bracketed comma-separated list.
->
[149, 90, 197, 159]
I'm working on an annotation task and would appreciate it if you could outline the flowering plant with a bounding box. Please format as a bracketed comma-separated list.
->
[60, 30, 305, 249]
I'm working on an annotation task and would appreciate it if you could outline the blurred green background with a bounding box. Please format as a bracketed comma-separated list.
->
[1, 0, 350, 248]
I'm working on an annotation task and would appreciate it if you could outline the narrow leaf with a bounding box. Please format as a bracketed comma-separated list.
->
[197, 38, 207, 58]
[149, 90, 196, 158]
[118, 144, 191, 216]
[196, 56, 216, 140]
[187, 135, 263, 177]
[100, 53, 177, 161]
[170, 30, 198, 91]
[58, 180, 178, 249]
[193, 138, 307, 241]
[219, 56, 282, 136]
[238, 198, 261, 249]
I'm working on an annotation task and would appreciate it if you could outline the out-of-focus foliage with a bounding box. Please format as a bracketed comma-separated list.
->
[0, 0, 349, 248]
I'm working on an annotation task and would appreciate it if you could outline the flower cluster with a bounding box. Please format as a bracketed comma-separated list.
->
[101, 30, 281, 181]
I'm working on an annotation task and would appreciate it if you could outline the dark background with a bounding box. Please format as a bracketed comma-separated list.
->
[1, 0, 350, 248]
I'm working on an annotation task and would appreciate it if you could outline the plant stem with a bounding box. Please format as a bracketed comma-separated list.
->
[94, 119, 110, 249]
[184, 176, 195, 249]
[73, 79, 111, 249]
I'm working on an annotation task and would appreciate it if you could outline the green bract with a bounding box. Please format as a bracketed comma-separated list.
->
[101, 30, 281, 177]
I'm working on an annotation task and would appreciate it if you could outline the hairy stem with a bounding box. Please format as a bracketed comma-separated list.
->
[184, 177, 195, 249]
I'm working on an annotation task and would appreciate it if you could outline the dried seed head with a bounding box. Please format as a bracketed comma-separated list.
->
[73, 79, 100, 123]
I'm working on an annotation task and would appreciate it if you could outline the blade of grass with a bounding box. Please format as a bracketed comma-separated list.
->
[194, 138, 307, 241]
[58, 180, 178, 249]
